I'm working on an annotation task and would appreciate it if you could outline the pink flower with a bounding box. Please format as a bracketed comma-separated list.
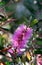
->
[36, 54, 42, 65]
[8, 24, 33, 54]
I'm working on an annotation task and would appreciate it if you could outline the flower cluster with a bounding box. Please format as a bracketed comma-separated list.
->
[8, 24, 33, 54]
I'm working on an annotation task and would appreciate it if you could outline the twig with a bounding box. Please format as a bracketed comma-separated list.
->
[0, 46, 12, 53]
[0, 18, 16, 27]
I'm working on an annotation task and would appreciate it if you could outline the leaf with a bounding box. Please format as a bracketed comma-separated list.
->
[5, 62, 10, 65]
[0, 1, 5, 6]
[36, 38, 42, 45]
[30, 19, 38, 27]
[26, 51, 31, 61]
[0, 15, 7, 22]
[37, 40, 42, 45]
[34, 48, 42, 54]
[0, 35, 4, 50]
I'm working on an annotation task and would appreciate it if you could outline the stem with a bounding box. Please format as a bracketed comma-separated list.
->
[0, 18, 16, 26]
[0, 27, 7, 32]
[0, 46, 12, 52]
[24, 62, 26, 65]
[0, 27, 10, 34]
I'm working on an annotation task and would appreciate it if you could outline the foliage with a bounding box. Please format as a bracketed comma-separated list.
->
[0, 0, 42, 65]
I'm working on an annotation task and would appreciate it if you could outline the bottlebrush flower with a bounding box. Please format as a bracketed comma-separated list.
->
[8, 24, 33, 54]
[36, 54, 42, 65]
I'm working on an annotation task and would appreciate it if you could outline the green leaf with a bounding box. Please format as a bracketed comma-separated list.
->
[0, 35, 4, 50]
[0, 15, 7, 22]
[34, 48, 42, 54]
[36, 38, 42, 45]
[0, 2, 5, 6]
[30, 19, 38, 27]
[37, 40, 42, 45]
[5, 62, 10, 65]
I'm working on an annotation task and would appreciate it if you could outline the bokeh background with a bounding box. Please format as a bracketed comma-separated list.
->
[0, 0, 42, 65]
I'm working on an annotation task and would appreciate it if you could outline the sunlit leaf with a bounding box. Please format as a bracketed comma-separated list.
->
[5, 62, 10, 65]
[30, 19, 38, 27]
[26, 51, 31, 61]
